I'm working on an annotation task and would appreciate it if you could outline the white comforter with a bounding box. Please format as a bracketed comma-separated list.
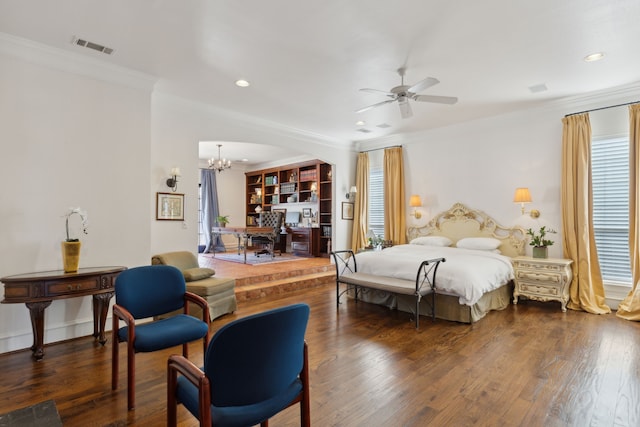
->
[354, 244, 514, 306]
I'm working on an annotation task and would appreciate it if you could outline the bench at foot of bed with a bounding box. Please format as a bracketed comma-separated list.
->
[331, 250, 445, 328]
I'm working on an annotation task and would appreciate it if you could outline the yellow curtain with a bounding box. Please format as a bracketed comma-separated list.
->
[350, 152, 369, 253]
[561, 113, 610, 314]
[383, 147, 406, 244]
[617, 104, 640, 320]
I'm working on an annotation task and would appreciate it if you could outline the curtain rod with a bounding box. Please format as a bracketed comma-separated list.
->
[565, 100, 640, 117]
[360, 144, 402, 153]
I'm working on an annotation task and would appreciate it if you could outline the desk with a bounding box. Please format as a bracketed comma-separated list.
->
[212, 226, 275, 263]
[1, 266, 126, 360]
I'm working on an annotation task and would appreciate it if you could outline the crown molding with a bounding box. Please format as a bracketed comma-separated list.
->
[153, 91, 352, 151]
[356, 80, 640, 151]
[550, 81, 640, 115]
[0, 32, 156, 92]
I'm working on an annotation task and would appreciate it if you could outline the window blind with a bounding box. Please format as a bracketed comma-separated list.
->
[368, 150, 385, 238]
[592, 137, 632, 284]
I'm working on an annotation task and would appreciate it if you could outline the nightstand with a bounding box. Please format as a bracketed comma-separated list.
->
[512, 256, 573, 312]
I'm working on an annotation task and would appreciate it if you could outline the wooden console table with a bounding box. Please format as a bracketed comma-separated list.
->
[1, 266, 126, 360]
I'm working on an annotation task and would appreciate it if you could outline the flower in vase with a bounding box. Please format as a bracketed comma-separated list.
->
[64, 207, 88, 242]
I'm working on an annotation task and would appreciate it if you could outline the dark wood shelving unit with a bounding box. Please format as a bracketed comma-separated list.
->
[245, 160, 332, 257]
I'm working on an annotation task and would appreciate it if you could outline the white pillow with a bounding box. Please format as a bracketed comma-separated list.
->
[410, 236, 453, 247]
[456, 237, 501, 251]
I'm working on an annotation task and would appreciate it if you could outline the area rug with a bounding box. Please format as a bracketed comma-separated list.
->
[203, 252, 305, 265]
[0, 399, 63, 426]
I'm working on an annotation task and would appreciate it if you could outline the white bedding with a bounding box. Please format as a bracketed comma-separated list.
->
[354, 244, 514, 306]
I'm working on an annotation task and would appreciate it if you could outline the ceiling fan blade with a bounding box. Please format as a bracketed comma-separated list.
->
[407, 77, 439, 94]
[414, 94, 458, 105]
[398, 97, 413, 119]
[355, 99, 395, 113]
[360, 88, 395, 97]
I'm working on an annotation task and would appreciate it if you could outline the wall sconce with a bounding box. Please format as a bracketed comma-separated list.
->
[409, 194, 423, 219]
[513, 187, 540, 218]
[166, 167, 180, 192]
[345, 186, 357, 201]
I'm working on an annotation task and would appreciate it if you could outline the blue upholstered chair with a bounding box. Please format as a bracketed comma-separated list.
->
[111, 265, 211, 410]
[167, 303, 311, 427]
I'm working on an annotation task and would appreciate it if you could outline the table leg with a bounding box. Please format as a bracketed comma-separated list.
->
[92, 292, 114, 345]
[243, 235, 249, 263]
[25, 301, 52, 360]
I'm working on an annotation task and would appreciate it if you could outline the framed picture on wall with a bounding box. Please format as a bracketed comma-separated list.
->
[342, 202, 354, 220]
[156, 192, 184, 220]
[302, 208, 312, 218]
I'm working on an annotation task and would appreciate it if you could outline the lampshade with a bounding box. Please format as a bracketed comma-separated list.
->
[409, 195, 422, 207]
[513, 188, 532, 203]
[350, 186, 357, 194]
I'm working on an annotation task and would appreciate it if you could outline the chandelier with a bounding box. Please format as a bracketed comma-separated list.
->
[208, 144, 232, 172]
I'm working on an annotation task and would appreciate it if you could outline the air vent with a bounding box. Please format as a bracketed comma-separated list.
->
[72, 37, 114, 55]
[357, 128, 372, 133]
[376, 123, 391, 128]
[528, 83, 547, 93]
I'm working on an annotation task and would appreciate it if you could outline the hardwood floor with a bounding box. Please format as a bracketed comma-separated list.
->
[1, 274, 639, 426]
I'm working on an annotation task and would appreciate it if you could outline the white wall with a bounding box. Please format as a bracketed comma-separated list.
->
[0, 38, 154, 353]
[402, 106, 565, 258]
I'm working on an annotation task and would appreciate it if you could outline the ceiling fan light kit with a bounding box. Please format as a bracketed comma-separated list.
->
[357, 67, 458, 119]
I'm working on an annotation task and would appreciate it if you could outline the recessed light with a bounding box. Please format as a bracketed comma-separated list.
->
[235, 79, 250, 87]
[584, 52, 604, 62]
[355, 120, 365, 126]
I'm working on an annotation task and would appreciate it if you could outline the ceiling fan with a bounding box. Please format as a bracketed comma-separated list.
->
[356, 67, 458, 119]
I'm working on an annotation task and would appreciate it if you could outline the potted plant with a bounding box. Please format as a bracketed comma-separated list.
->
[216, 215, 230, 227]
[526, 226, 556, 259]
[62, 207, 88, 272]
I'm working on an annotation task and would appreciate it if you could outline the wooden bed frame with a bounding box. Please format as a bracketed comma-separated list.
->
[364, 203, 527, 323]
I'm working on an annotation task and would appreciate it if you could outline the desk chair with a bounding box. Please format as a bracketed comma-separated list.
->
[167, 303, 310, 427]
[253, 211, 283, 257]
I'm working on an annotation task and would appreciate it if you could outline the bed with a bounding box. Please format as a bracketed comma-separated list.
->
[353, 202, 526, 323]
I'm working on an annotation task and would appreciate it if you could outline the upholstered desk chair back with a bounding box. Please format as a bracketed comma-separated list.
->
[168, 303, 311, 427]
[254, 211, 283, 256]
[258, 211, 282, 231]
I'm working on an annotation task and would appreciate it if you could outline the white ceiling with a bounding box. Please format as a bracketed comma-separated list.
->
[2, 1, 640, 164]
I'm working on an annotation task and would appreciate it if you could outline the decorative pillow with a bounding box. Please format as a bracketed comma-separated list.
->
[456, 237, 501, 251]
[410, 236, 453, 247]
[182, 267, 215, 282]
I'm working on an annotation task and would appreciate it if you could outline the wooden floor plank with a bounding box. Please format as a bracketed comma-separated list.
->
[1, 282, 640, 426]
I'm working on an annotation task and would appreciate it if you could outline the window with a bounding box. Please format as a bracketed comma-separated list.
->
[368, 150, 385, 238]
[591, 136, 632, 285]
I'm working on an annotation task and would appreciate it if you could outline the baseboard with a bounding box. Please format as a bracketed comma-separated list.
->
[0, 316, 98, 355]
[0, 314, 158, 355]
[604, 283, 631, 311]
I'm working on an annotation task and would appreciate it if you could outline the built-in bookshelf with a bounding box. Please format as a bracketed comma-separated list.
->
[245, 160, 332, 257]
